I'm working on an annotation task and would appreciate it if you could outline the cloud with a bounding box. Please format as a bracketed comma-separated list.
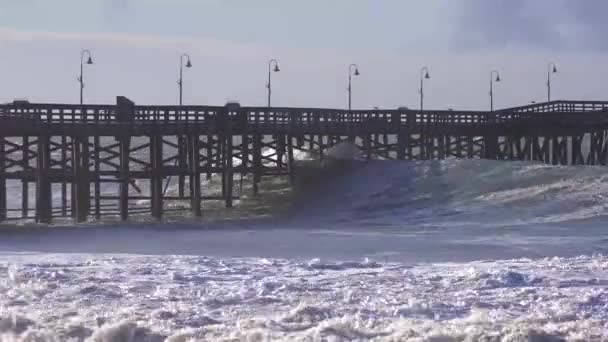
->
[102, 0, 130, 22]
[449, 0, 608, 52]
[449, 0, 562, 51]
[0, 27, 269, 61]
[562, 0, 608, 50]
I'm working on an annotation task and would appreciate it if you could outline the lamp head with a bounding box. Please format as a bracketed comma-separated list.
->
[186, 59, 192, 68]
[86, 56, 93, 65]
[354, 68, 360, 76]
[495, 74, 501, 82]
[274, 64, 280, 72]
[424, 71, 430, 79]
[552, 65, 557, 73]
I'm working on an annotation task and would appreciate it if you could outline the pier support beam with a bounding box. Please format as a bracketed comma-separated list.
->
[252, 134, 262, 195]
[150, 135, 164, 220]
[223, 103, 237, 208]
[94, 135, 101, 219]
[0, 138, 6, 222]
[190, 135, 202, 217]
[364, 134, 372, 160]
[36, 135, 52, 224]
[119, 136, 130, 221]
[224, 136, 234, 208]
[21, 136, 29, 219]
[178, 135, 187, 198]
[61, 136, 68, 216]
[72, 136, 90, 222]
[287, 135, 295, 185]
[397, 133, 406, 160]
[277, 134, 285, 170]
[205, 135, 213, 181]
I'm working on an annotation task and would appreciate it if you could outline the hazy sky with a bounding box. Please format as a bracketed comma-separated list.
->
[0, 0, 607, 109]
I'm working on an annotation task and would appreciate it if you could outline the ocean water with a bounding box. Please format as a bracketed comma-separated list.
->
[1, 146, 608, 341]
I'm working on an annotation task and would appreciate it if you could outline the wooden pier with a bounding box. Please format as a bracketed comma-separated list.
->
[0, 97, 608, 223]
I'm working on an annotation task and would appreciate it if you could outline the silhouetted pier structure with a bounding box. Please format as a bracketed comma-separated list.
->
[1, 97, 608, 223]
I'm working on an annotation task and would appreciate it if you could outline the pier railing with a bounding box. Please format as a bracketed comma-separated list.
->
[3, 99, 607, 121]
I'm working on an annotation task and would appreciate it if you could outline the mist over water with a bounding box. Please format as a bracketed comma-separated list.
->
[1, 143, 608, 340]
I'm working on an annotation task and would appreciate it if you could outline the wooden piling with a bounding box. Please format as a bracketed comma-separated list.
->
[94, 135, 101, 219]
[72, 136, 90, 222]
[190, 135, 202, 217]
[21, 136, 29, 219]
[119, 137, 130, 221]
[206, 135, 213, 181]
[287, 135, 295, 185]
[81, 136, 91, 221]
[397, 132, 406, 160]
[364, 134, 372, 160]
[318, 135, 325, 160]
[71, 136, 78, 219]
[36, 134, 52, 224]
[223, 103, 237, 208]
[252, 134, 262, 195]
[150, 135, 164, 220]
[277, 134, 285, 169]
[178, 135, 186, 197]
[0, 138, 6, 222]
[61, 136, 68, 216]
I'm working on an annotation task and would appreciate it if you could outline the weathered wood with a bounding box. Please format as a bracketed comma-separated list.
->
[35, 135, 52, 224]
[287, 135, 295, 185]
[21, 136, 29, 219]
[71, 137, 78, 219]
[364, 134, 372, 160]
[81, 136, 91, 221]
[190, 135, 202, 217]
[61, 136, 68, 216]
[150, 135, 164, 220]
[252, 134, 262, 195]
[277, 134, 285, 169]
[178, 135, 187, 198]
[0, 138, 6, 222]
[119, 137, 130, 221]
[223, 105, 235, 208]
[94, 135, 101, 219]
[206, 135, 213, 181]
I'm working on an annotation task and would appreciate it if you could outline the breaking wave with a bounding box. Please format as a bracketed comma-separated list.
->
[290, 143, 608, 228]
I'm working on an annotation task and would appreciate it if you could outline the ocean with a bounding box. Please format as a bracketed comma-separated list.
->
[0, 147, 608, 341]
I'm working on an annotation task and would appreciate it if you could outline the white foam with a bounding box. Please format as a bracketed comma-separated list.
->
[0, 253, 606, 340]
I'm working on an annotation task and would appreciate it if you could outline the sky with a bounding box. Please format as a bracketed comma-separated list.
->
[0, 0, 607, 110]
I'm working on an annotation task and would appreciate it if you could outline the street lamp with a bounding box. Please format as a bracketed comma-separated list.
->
[490, 70, 501, 112]
[419, 66, 430, 112]
[348, 63, 360, 112]
[78, 49, 94, 105]
[178, 53, 193, 107]
[547, 62, 558, 102]
[267, 59, 280, 107]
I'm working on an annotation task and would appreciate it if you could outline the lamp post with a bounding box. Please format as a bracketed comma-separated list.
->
[348, 63, 360, 112]
[178, 53, 193, 107]
[547, 62, 558, 102]
[419, 66, 430, 112]
[267, 59, 280, 107]
[175, 53, 192, 198]
[78, 49, 94, 105]
[490, 70, 501, 112]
